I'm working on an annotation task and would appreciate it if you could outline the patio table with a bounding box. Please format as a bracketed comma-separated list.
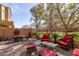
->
[33, 39, 41, 44]
[41, 42, 58, 50]
[28, 38, 42, 45]
[28, 38, 58, 49]
[13, 35, 24, 42]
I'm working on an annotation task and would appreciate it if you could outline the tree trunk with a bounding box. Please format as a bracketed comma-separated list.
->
[36, 25, 39, 32]
[49, 24, 53, 32]
[64, 25, 68, 35]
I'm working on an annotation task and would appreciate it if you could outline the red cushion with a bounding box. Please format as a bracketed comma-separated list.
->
[72, 48, 79, 56]
[42, 34, 49, 39]
[57, 41, 67, 46]
[13, 30, 20, 36]
[63, 35, 73, 42]
[42, 38, 48, 41]
[40, 48, 58, 56]
[41, 34, 49, 42]
[25, 44, 36, 49]
[41, 40, 48, 42]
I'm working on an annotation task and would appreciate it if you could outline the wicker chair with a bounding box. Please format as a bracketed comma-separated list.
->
[57, 35, 73, 50]
[41, 34, 49, 42]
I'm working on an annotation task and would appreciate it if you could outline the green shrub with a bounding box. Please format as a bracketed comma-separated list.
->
[53, 33, 60, 40]
[37, 32, 46, 35]
[32, 32, 38, 37]
[71, 33, 79, 38]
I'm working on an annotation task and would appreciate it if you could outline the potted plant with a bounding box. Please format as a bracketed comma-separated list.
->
[53, 33, 59, 43]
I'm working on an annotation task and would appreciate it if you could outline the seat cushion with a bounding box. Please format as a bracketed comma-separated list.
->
[57, 41, 67, 46]
[41, 39, 48, 42]
[40, 48, 58, 56]
[72, 48, 79, 56]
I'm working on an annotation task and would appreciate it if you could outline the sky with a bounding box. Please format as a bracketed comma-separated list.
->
[1, 3, 37, 28]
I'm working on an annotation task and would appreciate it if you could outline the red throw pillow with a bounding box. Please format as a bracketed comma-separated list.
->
[72, 48, 79, 56]
[40, 48, 58, 56]
[25, 44, 36, 49]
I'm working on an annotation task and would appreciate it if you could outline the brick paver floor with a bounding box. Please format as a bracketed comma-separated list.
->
[0, 41, 26, 56]
[0, 39, 73, 56]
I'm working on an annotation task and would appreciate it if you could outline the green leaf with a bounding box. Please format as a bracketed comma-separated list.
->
[67, 3, 76, 9]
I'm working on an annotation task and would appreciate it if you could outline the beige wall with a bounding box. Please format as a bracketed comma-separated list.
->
[0, 28, 3, 37]
[0, 28, 14, 38]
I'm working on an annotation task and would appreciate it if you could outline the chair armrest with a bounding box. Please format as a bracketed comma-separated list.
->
[66, 40, 73, 44]
[58, 39, 63, 41]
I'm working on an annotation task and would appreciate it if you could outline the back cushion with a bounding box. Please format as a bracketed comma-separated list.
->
[13, 31, 20, 36]
[43, 34, 49, 39]
[63, 35, 73, 42]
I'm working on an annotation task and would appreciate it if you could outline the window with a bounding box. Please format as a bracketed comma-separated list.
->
[2, 7, 5, 21]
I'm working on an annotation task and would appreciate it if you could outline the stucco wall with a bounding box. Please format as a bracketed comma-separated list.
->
[0, 28, 32, 38]
[0, 28, 14, 38]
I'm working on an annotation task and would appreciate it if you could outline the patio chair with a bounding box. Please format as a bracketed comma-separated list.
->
[57, 35, 73, 50]
[41, 34, 49, 42]
[13, 29, 21, 42]
[39, 48, 58, 56]
[13, 29, 20, 36]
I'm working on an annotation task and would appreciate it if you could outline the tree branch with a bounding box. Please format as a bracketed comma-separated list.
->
[56, 3, 66, 27]
[69, 19, 79, 26]
[67, 6, 79, 26]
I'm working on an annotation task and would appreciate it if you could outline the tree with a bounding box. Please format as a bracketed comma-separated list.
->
[42, 3, 62, 32]
[30, 4, 44, 32]
[55, 3, 79, 34]
[44, 3, 79, 33]
[30, 3, 79, 34]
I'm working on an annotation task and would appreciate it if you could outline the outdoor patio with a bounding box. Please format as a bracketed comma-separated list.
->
[0, 3, 79, 56]
[0, 37, 75, 56]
